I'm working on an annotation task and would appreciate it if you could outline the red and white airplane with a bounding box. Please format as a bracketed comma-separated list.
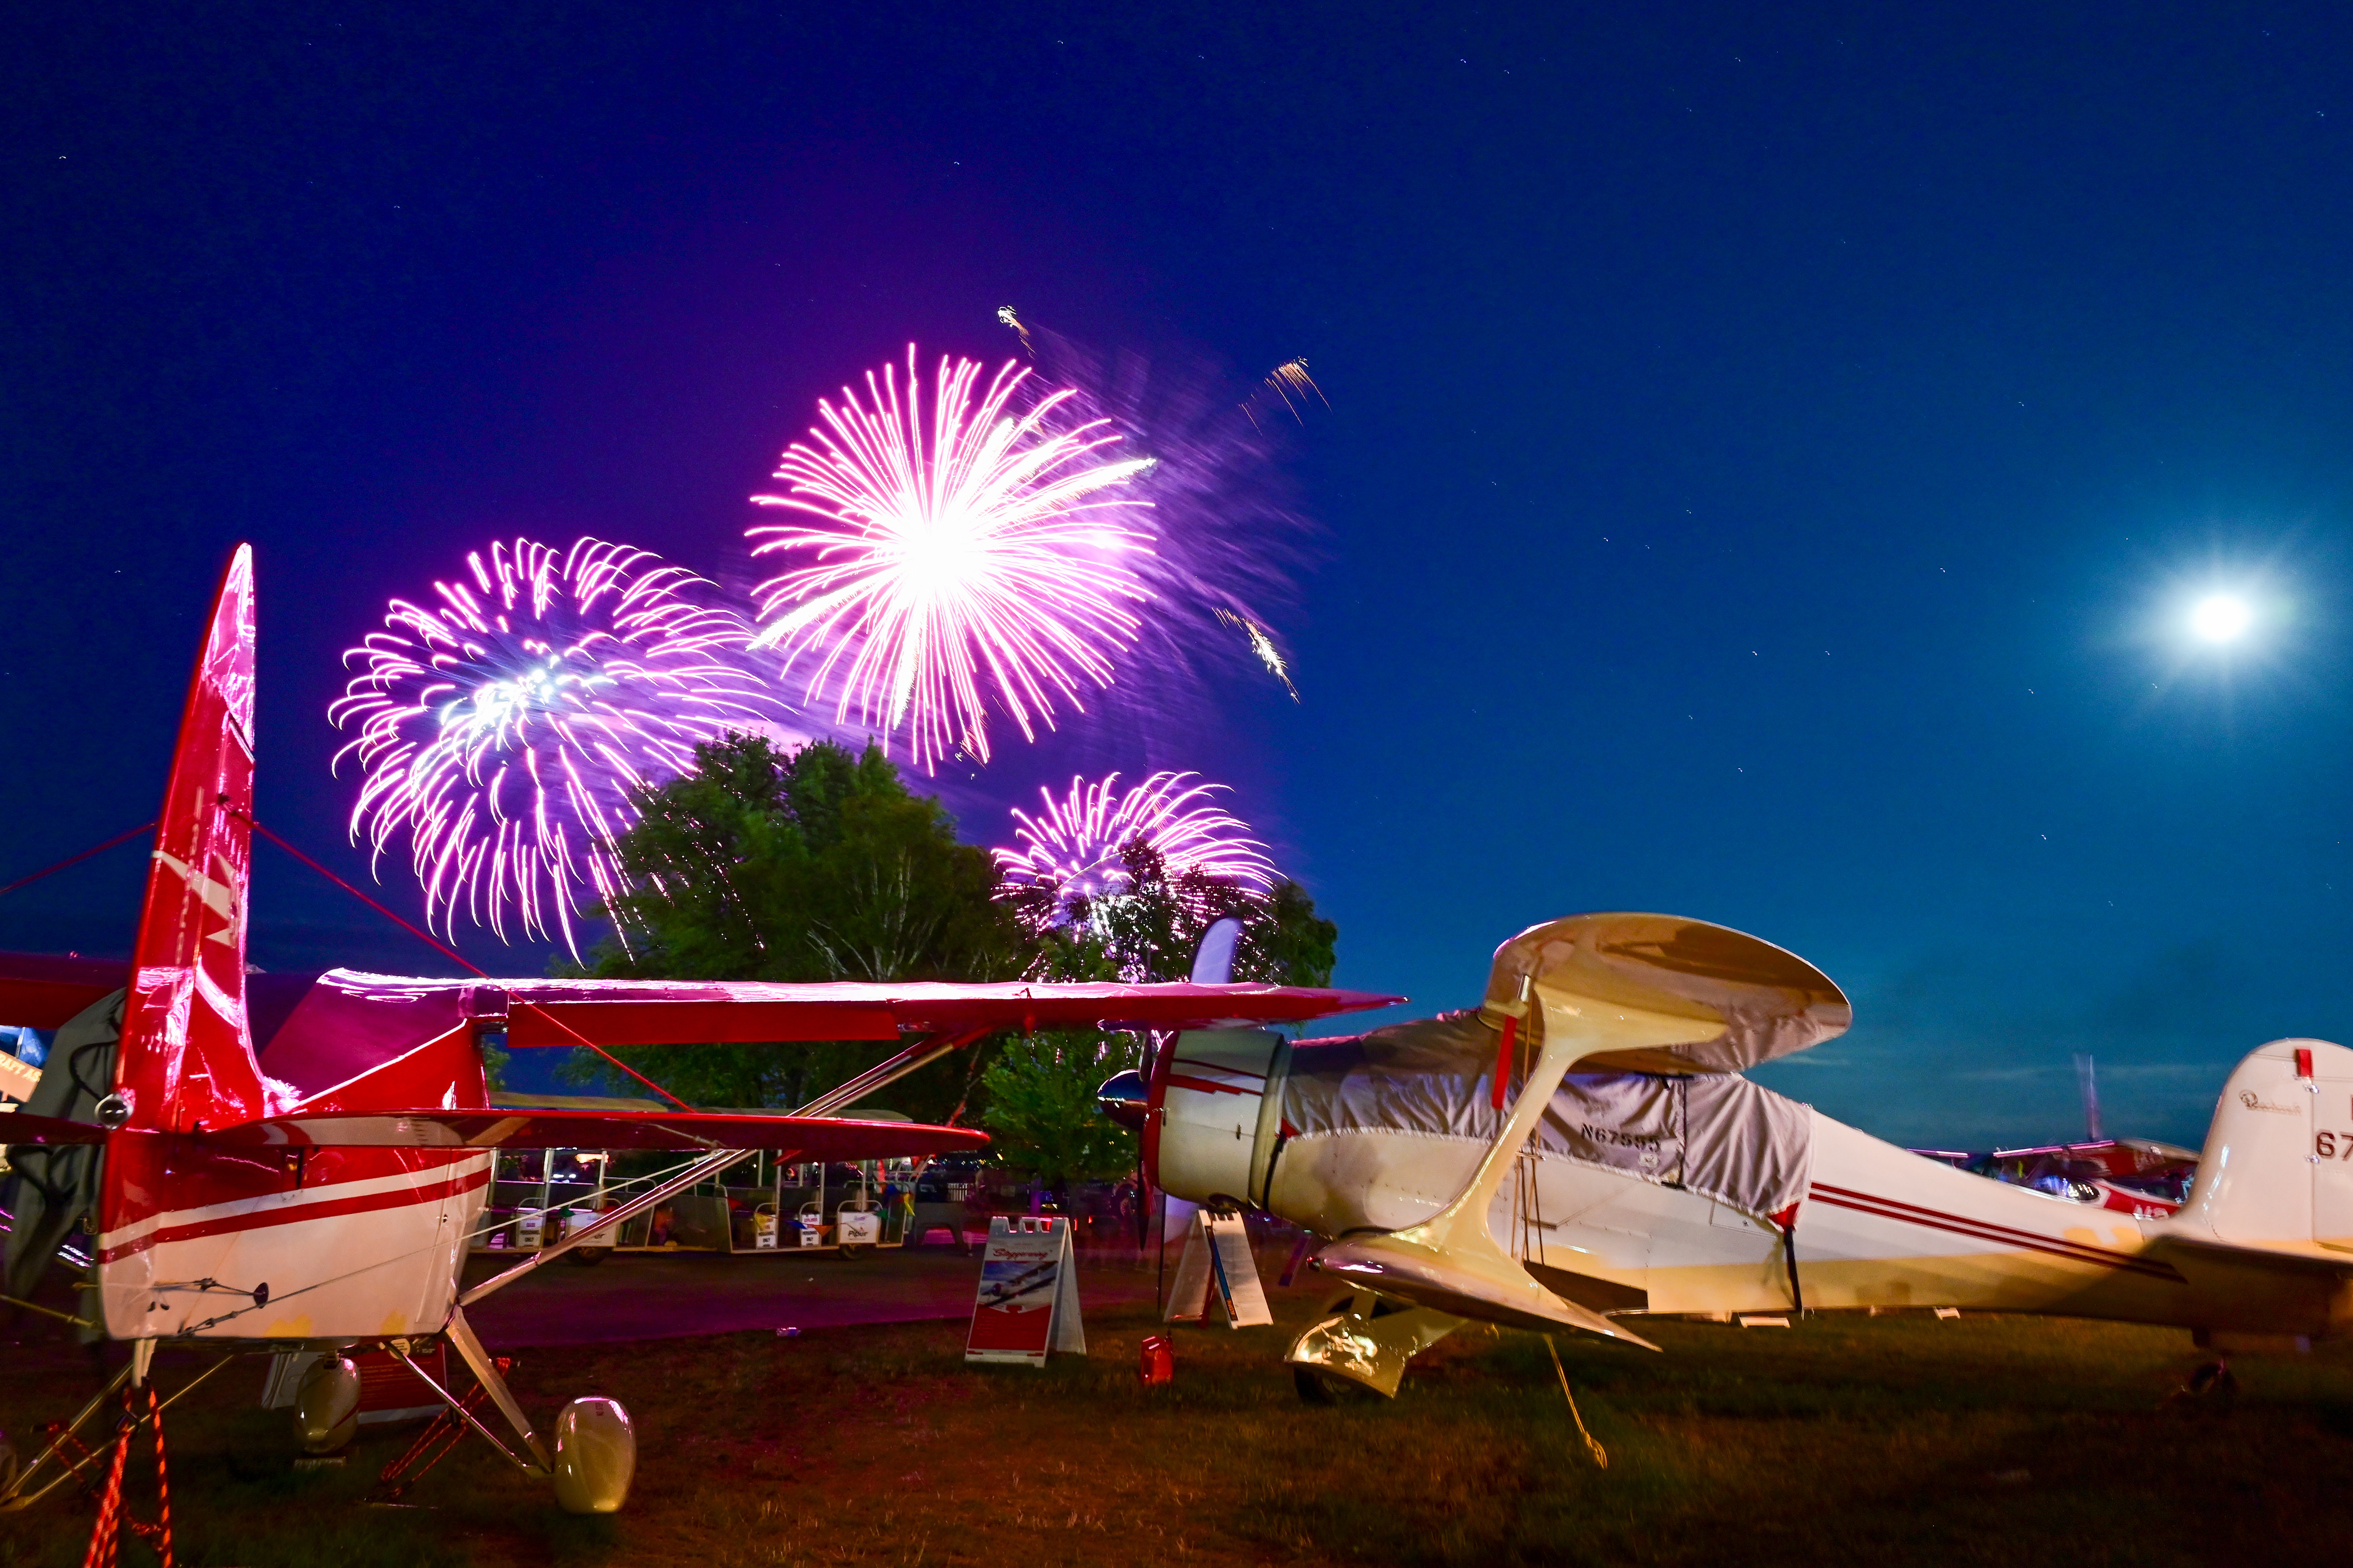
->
[0, 546, 1394, 1524]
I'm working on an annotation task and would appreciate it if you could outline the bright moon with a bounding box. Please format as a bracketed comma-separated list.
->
[2190, 593, 2252, 642]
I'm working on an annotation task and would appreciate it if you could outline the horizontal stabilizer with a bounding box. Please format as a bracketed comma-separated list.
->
[0, 1112, 106, 1145]
[199, 1109, 989, 1155]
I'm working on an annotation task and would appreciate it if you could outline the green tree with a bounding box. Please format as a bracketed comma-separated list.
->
[974, 1032, 1141, 1192]
[567, 733, 1032, 1116]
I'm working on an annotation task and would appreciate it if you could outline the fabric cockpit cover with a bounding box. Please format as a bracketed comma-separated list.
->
[1283, 1011, 1812, 1220]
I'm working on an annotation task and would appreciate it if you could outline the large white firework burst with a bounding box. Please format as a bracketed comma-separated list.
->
[332, 536, 778, 955]
[994, 772, 1275, 902]
[748, 346, 1156, 772]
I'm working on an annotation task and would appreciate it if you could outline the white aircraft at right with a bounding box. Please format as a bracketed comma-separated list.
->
[1131, 913, 2351, 1397]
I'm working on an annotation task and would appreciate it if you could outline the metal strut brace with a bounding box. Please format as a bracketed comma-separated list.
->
[387, 1335, 541, 1476]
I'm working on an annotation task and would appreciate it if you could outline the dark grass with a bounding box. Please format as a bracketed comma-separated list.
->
[5, 1299, 2349, 1566]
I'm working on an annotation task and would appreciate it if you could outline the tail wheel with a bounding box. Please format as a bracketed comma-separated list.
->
[551, 1397, 636, 1515]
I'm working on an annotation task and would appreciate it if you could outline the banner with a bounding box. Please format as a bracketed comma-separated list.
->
[965, 1215, 1086, 1365]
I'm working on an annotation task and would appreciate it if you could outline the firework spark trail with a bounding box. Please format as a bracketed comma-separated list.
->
[748, 347, 1156, 772]
[1214, 606, 1301, 702]
[995, 771, 1275, 902]
[332, 537, 780, 956]
[996, 305, 1034, 353]
[1242, 357, 1328, 429]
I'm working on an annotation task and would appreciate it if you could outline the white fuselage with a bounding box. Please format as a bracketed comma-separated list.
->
[1158, 1029, 2353, 1340]
[96, 1139, 490, 1342]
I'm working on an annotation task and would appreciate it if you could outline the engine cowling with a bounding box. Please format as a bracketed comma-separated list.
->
[1149, 1027, 1289, 1209]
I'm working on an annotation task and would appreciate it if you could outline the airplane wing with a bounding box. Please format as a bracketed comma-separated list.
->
[0, 951, 126, 1028]
[465, 978, 1404, 1046]
[199, 1109, 989, 1155]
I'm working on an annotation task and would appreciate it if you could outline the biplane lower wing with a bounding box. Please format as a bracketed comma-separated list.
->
[200, 1109, 991, 1154]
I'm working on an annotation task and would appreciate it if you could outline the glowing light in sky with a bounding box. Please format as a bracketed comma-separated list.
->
[333, 537, 776, 955]
[2190, 593, 2252, 642]
[995, 772, 1275, 900]
[749, 348, 1156, 772]
[1214, 606, 1300, 701]
[1242, 356, 1328, 429]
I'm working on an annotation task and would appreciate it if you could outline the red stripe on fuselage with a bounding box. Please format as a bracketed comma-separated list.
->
[1809, 1182, 2184, 1283]
[1164, 1072, 1260, 1097]
[96, 1165, 490, 1265]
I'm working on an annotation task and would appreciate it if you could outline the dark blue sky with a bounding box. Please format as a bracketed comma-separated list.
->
[7, 5, 2352, 1146]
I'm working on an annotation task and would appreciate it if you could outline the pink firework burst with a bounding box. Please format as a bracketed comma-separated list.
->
[748, 346, 1156, 772]
[332, 536, 779, 955]
[995, 772, 1275, 902]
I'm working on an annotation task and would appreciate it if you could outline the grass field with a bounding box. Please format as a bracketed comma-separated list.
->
[4, 1290, 2350, 1567]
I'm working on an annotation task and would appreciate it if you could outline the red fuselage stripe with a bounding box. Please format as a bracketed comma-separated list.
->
[1164, 1073, 1258, 1097]
[96, 1166, 491, 1265]
[1808, 1185, 2184, 1283]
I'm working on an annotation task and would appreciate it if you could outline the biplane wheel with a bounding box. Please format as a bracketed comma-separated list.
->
[2184, 1360, 2239, 1403]
[1292, 1366, 1381, 1404]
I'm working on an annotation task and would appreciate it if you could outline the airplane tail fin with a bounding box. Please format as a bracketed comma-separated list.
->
[2172, 1037, 2352, 1253]
[112, 545, 268, 1133]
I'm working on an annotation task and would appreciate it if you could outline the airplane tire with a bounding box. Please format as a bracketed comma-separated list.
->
[551, 1397, 636, 1514]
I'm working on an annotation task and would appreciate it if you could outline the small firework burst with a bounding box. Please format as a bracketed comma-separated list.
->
[749, 347, 1156, 772]
[1242, 356, 1328, 429]
[332, 537, 776, 955]
[995, 772, 1275, 904]
[1214, 607, 1301, 702]
[996, 304, 1034, 353]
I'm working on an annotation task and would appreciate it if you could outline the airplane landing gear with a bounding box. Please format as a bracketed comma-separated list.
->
[1287, 1291, 1466, 1402]
[2171, 1357, 2239, 1410]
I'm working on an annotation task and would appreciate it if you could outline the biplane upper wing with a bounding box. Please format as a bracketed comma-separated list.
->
[199, 1109, 989, 1155]
[472, 976, 1404, 1046]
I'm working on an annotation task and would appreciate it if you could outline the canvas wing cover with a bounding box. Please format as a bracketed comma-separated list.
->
[1285, 1011, 1814, 1220]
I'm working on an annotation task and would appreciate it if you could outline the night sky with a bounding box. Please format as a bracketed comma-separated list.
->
[8, 5, 2353, 1148]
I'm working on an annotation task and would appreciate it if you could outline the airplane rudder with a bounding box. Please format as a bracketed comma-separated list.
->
[2176, 1039, 2341, 1248]
[117, 545, 266, 1133]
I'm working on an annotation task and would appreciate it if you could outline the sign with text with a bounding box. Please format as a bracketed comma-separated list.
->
[1163, 1211, 1273, 1327]
[965, 1215, 1086, 1365]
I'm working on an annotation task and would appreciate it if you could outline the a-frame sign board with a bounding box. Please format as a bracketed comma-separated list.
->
[1163, 1210, 1274, 1327]
[965, 1215, 1087, 1364]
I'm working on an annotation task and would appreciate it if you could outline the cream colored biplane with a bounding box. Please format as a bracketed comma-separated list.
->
[1131, 913, 2353, 1397]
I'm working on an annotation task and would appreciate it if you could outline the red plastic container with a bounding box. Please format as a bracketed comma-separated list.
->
[1138, 1333, 1174, 1387]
